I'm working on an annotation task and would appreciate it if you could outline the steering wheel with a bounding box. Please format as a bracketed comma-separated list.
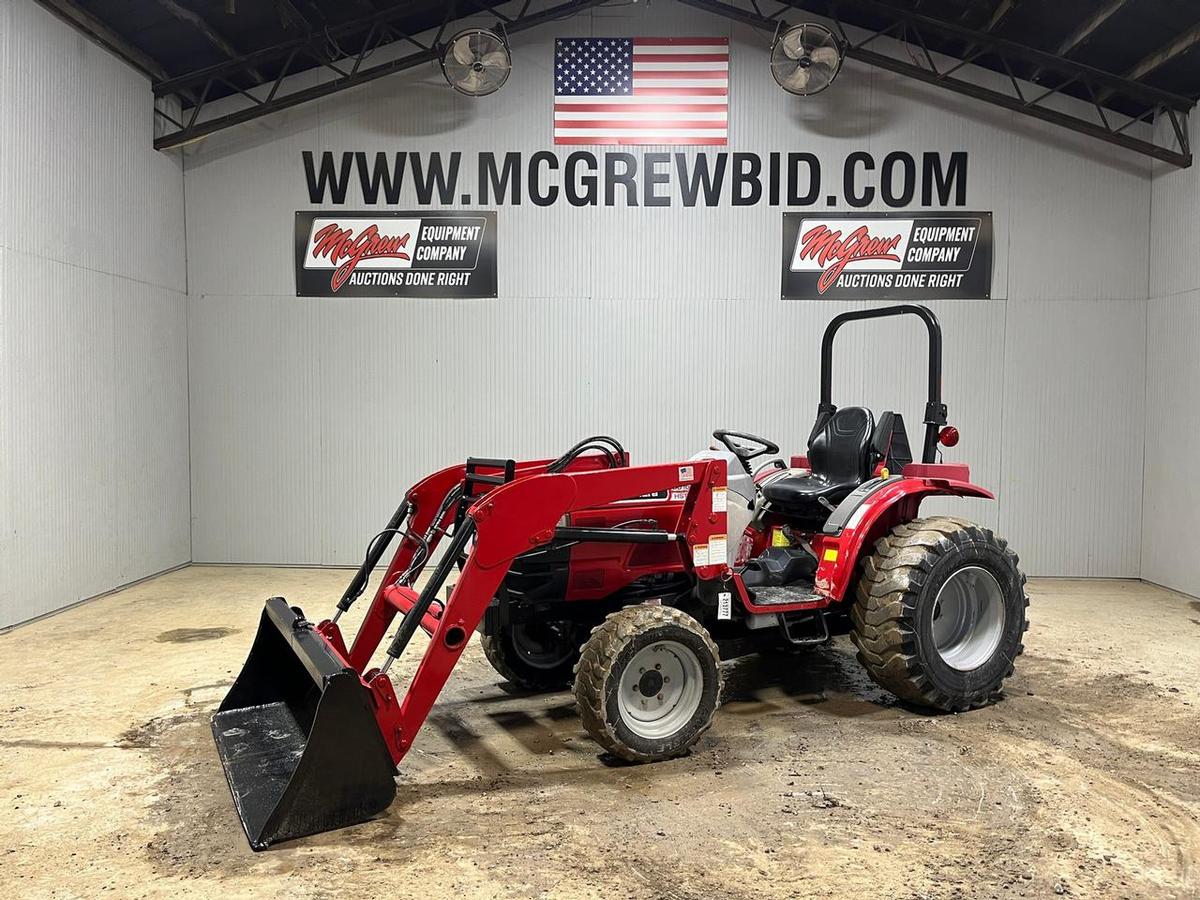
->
[712, 429, 780, 474]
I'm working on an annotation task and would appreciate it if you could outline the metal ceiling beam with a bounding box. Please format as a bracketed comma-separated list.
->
[982, 0, 1015, 33]
[1055, 0, 1128, 58]
[154, 2, 466, 98]
[833, 0, 1190, 110]
[154, 0, 607, 151]
[678, 0, 1192, 167]
[1028, 0, 1128, 84]
[1125, 19, 1200, 82]
[273, 0, 315, 33]
[33, 0, 170, 81]
[1095, 17, 1200, 104]
[154, 0, 265, 83]
[961, 0, 1015, 57]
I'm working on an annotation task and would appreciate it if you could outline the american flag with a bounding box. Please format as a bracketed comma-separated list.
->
[553, 37, 729, 146]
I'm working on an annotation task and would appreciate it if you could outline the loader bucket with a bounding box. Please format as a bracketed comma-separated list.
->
[212, 597, 397, 850]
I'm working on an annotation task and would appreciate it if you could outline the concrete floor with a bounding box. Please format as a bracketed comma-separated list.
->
[1, 568, 1198, 899]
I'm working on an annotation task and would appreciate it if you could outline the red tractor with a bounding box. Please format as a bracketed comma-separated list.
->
[214, 304, 1028, 849]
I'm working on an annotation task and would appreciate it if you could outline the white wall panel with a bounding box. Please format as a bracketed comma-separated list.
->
[0, 1, 189, 626]
[112, 278, 191, 580]
[0, 2, 185, 293]
[3, 251, 119, 617]
[0, 247, 11, 610]
[182, 2, 1153, 575]
[1142, 292, 1200, 594]
[1149, 115, 1200, 300]
[1005, 120, 1150, 302]
[999, 299, 1146, 576]
[1143, 115, 1200, 595]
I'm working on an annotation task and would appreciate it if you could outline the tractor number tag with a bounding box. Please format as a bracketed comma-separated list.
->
[717, 592, 732, 620]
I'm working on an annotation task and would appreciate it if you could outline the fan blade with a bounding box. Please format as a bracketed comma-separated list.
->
[810, 46, 841, 69]
[782, 66, 811, 92]
[479, 50, 509, 70]
[473, 32, 503, 60]
[452, 37, 476, 66]
[459, 70, 486, 94]
[443, 60, 469, 82]
[781, 28, 807, 60]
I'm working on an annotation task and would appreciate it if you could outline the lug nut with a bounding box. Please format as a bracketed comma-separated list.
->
[655, 663, 661, 670]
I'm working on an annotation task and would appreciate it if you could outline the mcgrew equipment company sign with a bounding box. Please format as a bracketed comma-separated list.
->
[782, 212, 993, 300]
[295, 210, 498, 298]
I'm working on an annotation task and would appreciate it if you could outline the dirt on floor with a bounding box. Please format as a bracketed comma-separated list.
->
[0, 568, 1198, 900]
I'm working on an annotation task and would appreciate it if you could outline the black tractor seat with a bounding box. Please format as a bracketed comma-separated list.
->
[761, 406, 876, 522]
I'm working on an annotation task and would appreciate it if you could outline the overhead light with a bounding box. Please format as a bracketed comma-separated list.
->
[440, 28, 512, 97]
[770, 23, 844, 96]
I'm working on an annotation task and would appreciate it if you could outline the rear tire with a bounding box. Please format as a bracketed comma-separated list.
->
[850, 516, 1028, 712]
[481, 621, 584, 691]
[574, 605, 722, 763]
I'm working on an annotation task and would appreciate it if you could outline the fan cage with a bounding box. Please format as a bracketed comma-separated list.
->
[770, 23, 844, 97]
[440, 28, 513, 97]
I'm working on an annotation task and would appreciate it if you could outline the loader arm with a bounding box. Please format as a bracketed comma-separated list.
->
[367, 458, 729, 764]
[338, 452, 621, 670]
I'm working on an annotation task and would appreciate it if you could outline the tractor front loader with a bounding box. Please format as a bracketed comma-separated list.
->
[213, 441, 731, 849]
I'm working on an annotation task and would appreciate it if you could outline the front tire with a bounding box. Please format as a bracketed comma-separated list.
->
[574, 605, 722, 763]
[481, 621, 584, 691]
[851, 516, 1028, 712]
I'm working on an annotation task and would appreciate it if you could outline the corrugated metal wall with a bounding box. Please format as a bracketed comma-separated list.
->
[0, 0, 191, 627]
[182, 3, 1151, 578]
[1143, 114, 1200, 596]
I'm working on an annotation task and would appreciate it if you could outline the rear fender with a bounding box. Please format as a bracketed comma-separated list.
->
[810, 475, 994, 601]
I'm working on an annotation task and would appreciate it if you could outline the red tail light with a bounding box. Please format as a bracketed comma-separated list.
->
[938, 426, 960, 448]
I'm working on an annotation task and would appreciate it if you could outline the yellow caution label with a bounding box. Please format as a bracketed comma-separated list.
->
[771, 527, 789, 548]
[822, 548, 839, 563]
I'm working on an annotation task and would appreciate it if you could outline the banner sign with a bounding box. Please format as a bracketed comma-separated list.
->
[782, 211, 993, 300]
[294, 210, 497, 298]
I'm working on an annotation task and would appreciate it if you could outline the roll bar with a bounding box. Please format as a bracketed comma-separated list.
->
[816, 304, 947, 465]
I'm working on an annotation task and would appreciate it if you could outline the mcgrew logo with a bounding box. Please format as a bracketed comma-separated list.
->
[795, 223, 906, 294]
[310, 222, 412, 291]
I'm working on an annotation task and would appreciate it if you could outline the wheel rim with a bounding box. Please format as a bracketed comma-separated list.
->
[931, 565, 1006, 671]
[617, 640, 704, 740]
[511, 622, 577, 670]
